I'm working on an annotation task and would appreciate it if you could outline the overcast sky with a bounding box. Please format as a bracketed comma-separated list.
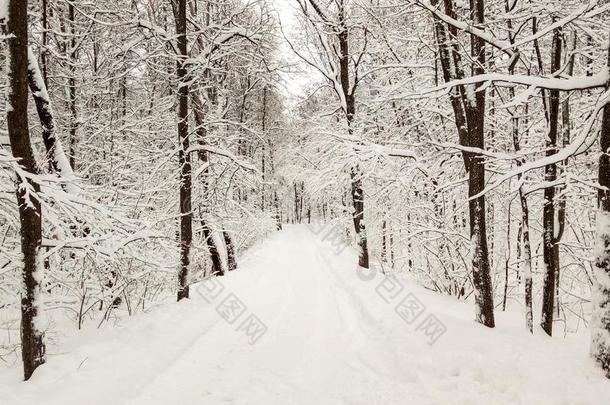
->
[271, 0, 317, 106]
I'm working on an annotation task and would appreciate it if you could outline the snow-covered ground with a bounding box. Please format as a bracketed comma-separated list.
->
[1, 225, 608, 404]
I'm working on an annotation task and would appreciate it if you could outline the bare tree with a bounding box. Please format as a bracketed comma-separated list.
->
[294, 0, 370, 268]
[592, 31, 610, 379]
[173, 0, 192, 301]
[2, 0, 47, 380]
[430, 0, 495, 327]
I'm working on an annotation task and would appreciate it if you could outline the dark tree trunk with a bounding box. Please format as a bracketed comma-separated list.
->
[274, 192, 282, 230]
[506, 1, 533, 333]
[294, 182, 299, 223]
[554, 33, 577, 318]
[350, 167, 369, 267]
[41, 0, 48, 86]
[223, 231, 237, 271]
[308, 0, 370, 268]
[381, 219, 387, 262]
[540, 26, 562, 336]
[4, 0, 47, 380]
[192, 90, 225, 276]
[432, 0, 470, 168]
[202, 220, 223, 276]
[464, 0, 495, 328]
[299, 181, 305, 223]
[68, 3, 77, 170]
[433, 0, 494, 327]
[27, 48, 75, 185]
[261, 87, 267, 211]
[592, 31, 610, 379]
[174, 0, 192, 301]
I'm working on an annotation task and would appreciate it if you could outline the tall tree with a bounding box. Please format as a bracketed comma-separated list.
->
[430, 0, 495, 327]
[173, 0, 192, 301]
[296, 0, 370, 268]
[67, 2, 77, 169]
[592, 31, 610, 378]
[3, 0, 47, 380]
[540, 24, 563, 337]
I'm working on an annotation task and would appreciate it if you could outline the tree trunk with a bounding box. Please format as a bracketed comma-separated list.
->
[68, 2, 77, 170]
[5, 0, 47, 380]
[192, 89, 225, 276]
[540, 25, 562, 336]
[506, 3, 533, 332]
[338, 3, 369, 268]
[223, 231, 237, 271]
[556, 32, 577, 317]
[202, 220, 223, 277]
[261, 87, 267, 211]
[350, 167, 369, 268]
[432, 0, 495, 326]
[467, 0, 495, 328]
[274, 192, 282, 230]
[294, 182, 299, 223]
[27, 48, 75, 190]
[591, 31, 610, 379]
[174, 0, 192, 301]
[381, 219, 387, 262]
[41, 0, 48, 86]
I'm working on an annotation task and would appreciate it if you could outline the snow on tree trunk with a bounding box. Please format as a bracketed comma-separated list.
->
[3, 0, 47, 380]
[192, 89, 225, 277]
[592, 36, 610, 378]
[433, 0, 494, 327]
[26, 46, 78, 194]
[202, 220, 223, 277]
[223, 231, 237, 271]
[67, 2, 77, 170]
[274, 191, 282, 230]
[540, 25, 562, 337]
[174, 0, 192, 301]
[521, 197, 534, 334]
[350, 167, 369, 268]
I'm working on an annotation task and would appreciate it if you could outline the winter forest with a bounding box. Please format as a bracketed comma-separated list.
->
[1, 0, 610, 403]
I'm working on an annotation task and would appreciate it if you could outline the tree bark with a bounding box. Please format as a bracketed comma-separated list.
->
[261, 87, 267, 211]
[41, 0, 48, 86]
[307, 0, 369, 268]
[540, 25, 562, 336]
[465, 0, 495, 328]
[592, 30, 610, 379]
[433, 0, 494, 327]
[4, 0, 47, 380]
[274, 191, 282, 230]
[68, 2, 77, 169]
[27, 48, 76, 190]
[223, 231, 237, 271]
[340, 19, 369, 268]
[174, 0, 192, 301]
[202, 220, 223, 277]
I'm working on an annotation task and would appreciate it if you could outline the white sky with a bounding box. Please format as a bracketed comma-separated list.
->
[273, 0, 299, 26]
[271, 0, 319, 107]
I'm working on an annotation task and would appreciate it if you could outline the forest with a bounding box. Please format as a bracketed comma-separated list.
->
[1, 0, 610, 403]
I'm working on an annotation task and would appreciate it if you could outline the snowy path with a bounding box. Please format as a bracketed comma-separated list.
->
[2, 225, 609, 404]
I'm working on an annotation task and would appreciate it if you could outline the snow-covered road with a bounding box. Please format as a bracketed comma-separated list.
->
[2, 225, 609, 404]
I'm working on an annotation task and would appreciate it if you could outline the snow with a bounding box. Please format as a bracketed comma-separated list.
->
[0, 0, 8, 22]
[31, 248, 48, 335]
[1, 225, 609, 404]
[595, 211, 610, 290]
[26, 46, 79, 196]
[26, 48, 50, 101]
